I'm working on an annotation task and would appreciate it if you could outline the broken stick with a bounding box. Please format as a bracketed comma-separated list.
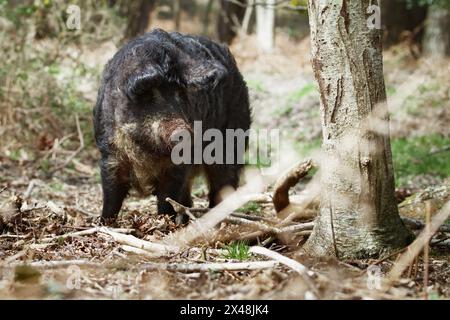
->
[273, 159, 314, 213]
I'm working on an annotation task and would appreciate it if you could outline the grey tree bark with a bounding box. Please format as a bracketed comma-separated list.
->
[304, 0, 413, 259]
[256, 0, 275, 52]
[423, 4, 450, 57]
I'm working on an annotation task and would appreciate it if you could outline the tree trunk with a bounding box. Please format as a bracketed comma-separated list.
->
[124, 0, 157, 40]
[304, 0, 413, 259]
[202, 0, 214, 35]
[173, 0, 181, 31]
[217, 0, 246, 44]
[256, 0, 275, 52]
[423, 4, 450, 57]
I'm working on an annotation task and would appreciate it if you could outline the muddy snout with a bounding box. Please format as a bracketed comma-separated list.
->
[153, 118, 192, 151]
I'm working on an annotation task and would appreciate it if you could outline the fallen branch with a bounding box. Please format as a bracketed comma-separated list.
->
[121, 245, 158, 258]
[273, 159, 313, 213]
[278, 180, 321, 223]
[249, 246, 319, 297]
[31, 260, 100, 268]
[227, 216, 313, 236]
[9, 260, 101, 268]
[236, 219, 314, 241]
[277, 222, 314, 233]
[229, 212, 277, 223]
[0, 234, 28, 239]
[168, 197, 277, 224]
[401, 216, 450, 233]
[3, 250, 28, 264]
[142, 260, 279, 272]
[41, 227, 134, 243]
[99, 227, 180, 255]
[225, 216, 278, 233]
[430, 237, 450, 248]
[166, 196, 311, 239]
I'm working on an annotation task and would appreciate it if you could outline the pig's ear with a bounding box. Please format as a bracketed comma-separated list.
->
[125, 66, 163, 102]
[125, 51, 172, 102]
[183, 61, 228, 91]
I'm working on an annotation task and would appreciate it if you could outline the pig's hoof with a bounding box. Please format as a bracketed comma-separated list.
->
[175, 213, 189, 226]
[100, 216, 118, 227]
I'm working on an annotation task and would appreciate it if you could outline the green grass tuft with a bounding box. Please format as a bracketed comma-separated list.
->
[222, 241, 251, 261]
[236, 201, 261, 214]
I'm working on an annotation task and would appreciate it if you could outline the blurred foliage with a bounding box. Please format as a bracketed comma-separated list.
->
[406, 0, 450, 8]
[392, 134, 450, 187]
[236, 201, 261, 214]
[0, 0, 125, 164]
[0, 0, 125, 41]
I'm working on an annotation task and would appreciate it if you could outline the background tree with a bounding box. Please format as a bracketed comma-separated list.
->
[124, 0, 157, 39]
[382, 0, 427, 48]
[172, 0, 181, 31]
[256, 0, 276, 52]
[421, 0, 450, 57]
[217, 0, 247, 44]
[304, 0, 413, 259]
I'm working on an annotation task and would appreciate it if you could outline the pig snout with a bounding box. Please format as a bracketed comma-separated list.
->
[152, 118, 192, 150]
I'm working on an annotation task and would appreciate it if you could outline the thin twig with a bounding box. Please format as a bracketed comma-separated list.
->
[69, 206, 97, 217]
[23, 179, 38, 199]
[388, 201, 450, 284]
[423, 201, 431, 300]
[358, 247, 408, 276]
[50, 114, 84, 174]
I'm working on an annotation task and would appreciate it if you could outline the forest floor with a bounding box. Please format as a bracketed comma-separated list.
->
[0, 33, 449, 300]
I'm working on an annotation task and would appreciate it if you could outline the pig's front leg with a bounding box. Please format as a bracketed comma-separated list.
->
[99, 155, 130, 223]
[155, 166, 193, 224]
